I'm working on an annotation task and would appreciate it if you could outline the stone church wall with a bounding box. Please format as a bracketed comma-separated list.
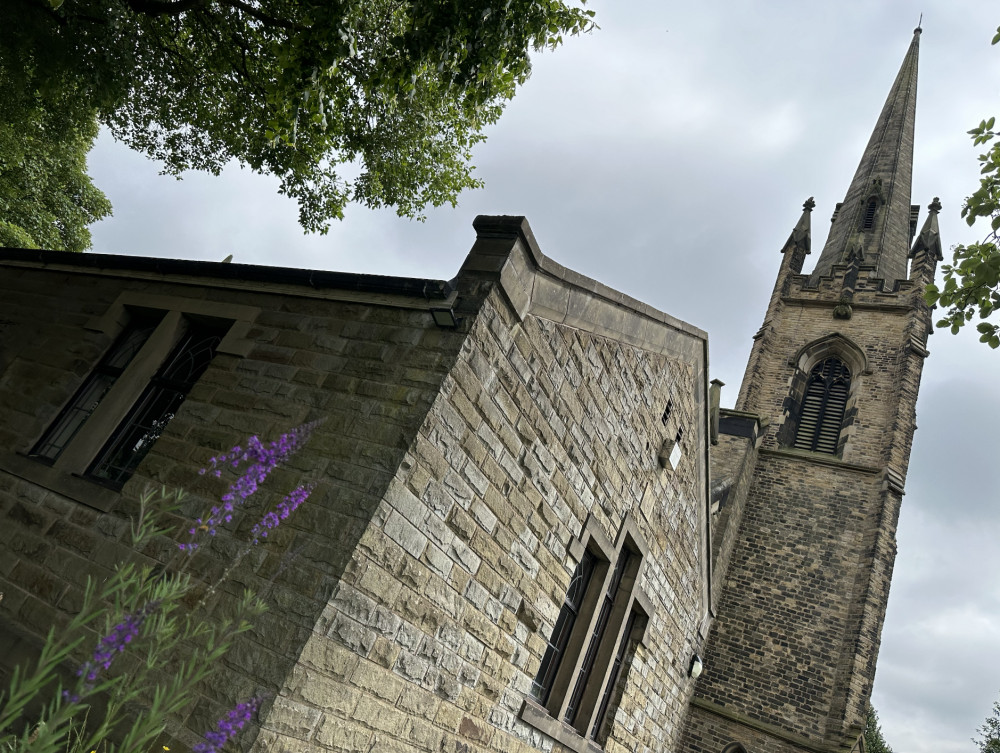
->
[0, 218, 714, 753]
[686, 454, 884, 743]
[706, 418, 759, 607]
[259, 261, 713, 751]
[682, 703, 822, 753]
[0, 253, 477, 744]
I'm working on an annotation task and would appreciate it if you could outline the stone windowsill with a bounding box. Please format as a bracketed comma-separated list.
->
[0, 451, 119, 512]
[518, 698, 603, 753]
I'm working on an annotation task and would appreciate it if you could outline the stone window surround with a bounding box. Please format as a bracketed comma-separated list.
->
[777, 333, 871, 458]
[519, 513, 654, 753]
[0, 292, 258, 512]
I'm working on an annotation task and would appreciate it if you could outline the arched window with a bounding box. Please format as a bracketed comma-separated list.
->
[794, 357, 851, 454]
[861, 198, 878, 230]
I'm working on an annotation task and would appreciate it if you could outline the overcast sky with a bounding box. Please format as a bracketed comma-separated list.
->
[84, 2, 1000, 751]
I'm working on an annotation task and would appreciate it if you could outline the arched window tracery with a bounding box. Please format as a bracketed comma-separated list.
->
[793, 357, 851, 454]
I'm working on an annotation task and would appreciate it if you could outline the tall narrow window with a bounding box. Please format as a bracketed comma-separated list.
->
[861, 198, 878, 230]
[565, 549, 633, 725]
[531, 550, 597, 704]
[521, 522, 649, 751]
[31, 314, 163, 462]
[591, 609, 646, 742]
[793, 357, 851, 454]
[88, 319, 225, 487]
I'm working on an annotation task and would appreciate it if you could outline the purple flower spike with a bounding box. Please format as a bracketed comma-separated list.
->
[193, 697, 261, 753]
[74, 601, 160, 695]
[250, 484, 315, 543]
[181, 422, 320, 552]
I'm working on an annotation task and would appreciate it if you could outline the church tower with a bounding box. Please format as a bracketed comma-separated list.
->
[680, 28, 942, 753]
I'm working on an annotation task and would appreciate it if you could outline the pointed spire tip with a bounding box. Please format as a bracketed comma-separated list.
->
[812, 24, 920, 283]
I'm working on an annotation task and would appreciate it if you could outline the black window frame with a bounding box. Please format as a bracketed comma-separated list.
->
[86, 318, 226, 489]
[591, 608, 647, 743]
[30, 312, 164, 463]
[531, 549, 598, 705]
[28, 308, 230, 491]
[523, 521, 650, 751]
[564, 548, 632, 724]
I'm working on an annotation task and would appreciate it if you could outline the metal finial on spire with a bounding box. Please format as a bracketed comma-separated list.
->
[915, 13, 922, 34]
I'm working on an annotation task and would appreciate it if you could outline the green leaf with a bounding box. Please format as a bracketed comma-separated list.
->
[1, 0, 597, 231]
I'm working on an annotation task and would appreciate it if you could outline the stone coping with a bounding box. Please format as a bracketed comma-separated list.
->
[469, 215, 708, 344]
[463, 215, 715, 642]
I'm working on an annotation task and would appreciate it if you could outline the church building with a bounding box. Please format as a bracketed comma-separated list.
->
[679, 25, 941, 753]
[0, 27, 938, 753]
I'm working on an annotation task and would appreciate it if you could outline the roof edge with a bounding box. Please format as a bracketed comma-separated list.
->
[0, 247, 454, 300]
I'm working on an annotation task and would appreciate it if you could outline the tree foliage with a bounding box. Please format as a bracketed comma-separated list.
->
[863, 706, 894, 753]
[0, 54, 111, 252]
[925, 26, 1000, 347]
[3, 0, 595, 235]
[975, 697, 1000, 753]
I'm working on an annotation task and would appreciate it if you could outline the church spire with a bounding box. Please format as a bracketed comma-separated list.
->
[811, 28, 921, 284]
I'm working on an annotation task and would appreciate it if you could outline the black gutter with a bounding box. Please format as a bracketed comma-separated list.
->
[0, 247, 454, 300]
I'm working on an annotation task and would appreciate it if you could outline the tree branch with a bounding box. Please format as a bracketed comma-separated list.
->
[125, 0, 207, 15]
[18, 0, 67, 27]
[218, 0, 303, 30]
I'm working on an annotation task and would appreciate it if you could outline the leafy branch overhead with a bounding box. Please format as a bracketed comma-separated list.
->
[3, 0, 596, 238]
[925, 25, 1000, 348]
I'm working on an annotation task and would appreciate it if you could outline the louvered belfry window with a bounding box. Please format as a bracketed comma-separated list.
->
[794, 357, 851, 454]
[861, 198, 878, 230]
